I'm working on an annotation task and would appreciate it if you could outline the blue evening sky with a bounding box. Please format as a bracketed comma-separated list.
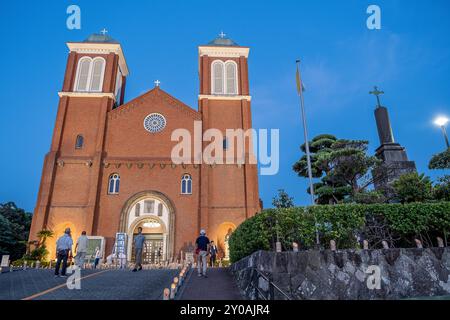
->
[0, 0, 449, 212]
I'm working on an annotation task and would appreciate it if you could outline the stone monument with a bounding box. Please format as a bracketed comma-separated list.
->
[369, 86, 416, 193]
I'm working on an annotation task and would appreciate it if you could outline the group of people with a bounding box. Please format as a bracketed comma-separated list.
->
[131, 227, 220, 278]
[54, 227, 221, 278]
[194, 229, 219, 278]
[54, 228, 102, 277]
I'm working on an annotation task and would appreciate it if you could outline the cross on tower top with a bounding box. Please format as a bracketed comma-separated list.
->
[100, 28, 108, 35]
[154, 80, 161, 87]
[369, 86, 385, 108]
[219, 31, 226, 38]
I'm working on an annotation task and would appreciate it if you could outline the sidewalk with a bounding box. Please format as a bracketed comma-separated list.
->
[179, 267, 243, 300]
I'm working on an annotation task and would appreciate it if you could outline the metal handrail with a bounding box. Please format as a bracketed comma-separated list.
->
[248, 267, 292, 300]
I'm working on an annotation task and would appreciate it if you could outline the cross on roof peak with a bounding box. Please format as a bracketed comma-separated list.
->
[219, 31, 226, 38]
[369, 86, 385, 108]
[154, 80, 161, 87]
[100, 28, 108, 35]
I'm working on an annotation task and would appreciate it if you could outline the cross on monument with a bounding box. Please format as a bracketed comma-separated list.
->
[369, 86, 384, 108]
[100, 28, 108, 35]
[154, 80, 161, 87]
[219, 31, 226, 38]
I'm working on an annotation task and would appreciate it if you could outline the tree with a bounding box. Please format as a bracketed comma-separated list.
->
[351, 190, 386, 204]
[272, 189, 294, 208]
[293, 134, 381, 204]
[0, 202, 32, 260]
[429, 149, 450, 170]
[392, 173, 433, 203]
[433, 175, 450, 201]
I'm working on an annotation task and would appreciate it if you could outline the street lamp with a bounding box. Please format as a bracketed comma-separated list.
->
[434, 116, 450, 149]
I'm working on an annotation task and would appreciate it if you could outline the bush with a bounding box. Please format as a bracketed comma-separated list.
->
[229, 202, 450, 263]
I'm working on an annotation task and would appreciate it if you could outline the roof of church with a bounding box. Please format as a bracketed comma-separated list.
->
[83, 33, 119, 44]
[207, 36, 239, 47]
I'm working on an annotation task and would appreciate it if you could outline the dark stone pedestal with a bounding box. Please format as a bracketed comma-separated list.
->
[372, 143, 416, 191]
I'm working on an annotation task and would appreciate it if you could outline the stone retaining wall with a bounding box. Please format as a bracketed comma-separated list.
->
[230, 248, 450, 300]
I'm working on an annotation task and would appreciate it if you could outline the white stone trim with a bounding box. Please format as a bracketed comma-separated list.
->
[67, 42, 129, 76]
[198, 46, 249, 58]
[58, 91, 116, 100]
[198, 94, 251, 101]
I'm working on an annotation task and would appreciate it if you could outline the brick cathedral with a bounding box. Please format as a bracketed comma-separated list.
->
[29, 32, 261, 263]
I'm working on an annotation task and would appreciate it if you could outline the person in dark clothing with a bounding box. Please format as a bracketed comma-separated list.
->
[195, 229, 210, 277]
[209, 241, 218, 267]
[54, 228, 73, 277]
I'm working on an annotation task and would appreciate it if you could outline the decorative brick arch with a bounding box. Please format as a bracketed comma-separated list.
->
[118, 190, 176, 261]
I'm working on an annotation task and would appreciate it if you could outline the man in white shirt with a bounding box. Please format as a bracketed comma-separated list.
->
[74, 231, 88, 269]
[54, 228, 73, 277]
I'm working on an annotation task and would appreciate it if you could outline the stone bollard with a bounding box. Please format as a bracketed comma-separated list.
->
[292, 242, 299, 252]
[414, 239, 423, 249]
[170, 283, 176, 299]
[163, 288, 170, 300]
[382, 241, 389, 249]
[23, 261, 27, 271]
[363, 240, 369, 250]
[437, 237, 444, 248]
[36, 261, 41, 269]
[276, 241, 282, 253]
[330, 240, 336, 251]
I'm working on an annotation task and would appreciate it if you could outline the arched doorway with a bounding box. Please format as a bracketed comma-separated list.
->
[215, 222, 236, 261]
[119, 191, 176, 263]
[129, 217, 166, 264]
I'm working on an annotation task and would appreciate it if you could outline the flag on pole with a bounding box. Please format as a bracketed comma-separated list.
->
[296, 62, 305, 95]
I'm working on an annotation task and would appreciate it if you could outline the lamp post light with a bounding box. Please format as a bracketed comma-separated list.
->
[434, 116, 450, 149]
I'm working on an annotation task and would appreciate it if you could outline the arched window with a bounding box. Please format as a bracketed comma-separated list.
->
[75, 57, 91, 92]
[74, 57, 106, 92]
[108, 173, 120, 194]
[212, 61, 224, 94]
[181, 174, 192, 194]
[75, 135, 84, 149]
[225, 61, 238, 94]
[90, 58, 106, 92]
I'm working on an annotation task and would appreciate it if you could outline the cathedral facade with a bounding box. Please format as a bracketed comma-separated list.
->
[29, 32, 261, 263]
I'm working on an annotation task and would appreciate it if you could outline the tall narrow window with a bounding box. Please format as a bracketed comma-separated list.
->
[114, 68, 123, 104]
[157, 203, 163, 217]
[108, 173, 120, 194]
[225, 62, 237, 94]
[75, 58, 91, 92]
[181, 174, 192, 194]
[144, 200, 155, 213]
[223, 137, 229, 150]
[135, 203, 141, 217]
[90, 58, 105, 92]
[75, 135, 84, 149]
[212, 61, 224, 94]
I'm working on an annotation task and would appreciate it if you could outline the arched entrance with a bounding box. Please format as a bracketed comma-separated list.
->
[215, 222, 236, 261]
[119, 191, 176, 263]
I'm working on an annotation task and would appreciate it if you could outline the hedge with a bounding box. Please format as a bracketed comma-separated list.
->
[228, 202, 450, 263]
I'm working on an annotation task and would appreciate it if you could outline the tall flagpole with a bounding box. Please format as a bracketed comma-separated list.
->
[296, 59, 320, 246]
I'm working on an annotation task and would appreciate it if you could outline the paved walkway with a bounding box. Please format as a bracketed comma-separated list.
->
[179, 267, 243, 300]
[0, 268, 178, 300]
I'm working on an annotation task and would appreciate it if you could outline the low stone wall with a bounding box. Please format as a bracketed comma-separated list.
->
[230, 248, 450, 300]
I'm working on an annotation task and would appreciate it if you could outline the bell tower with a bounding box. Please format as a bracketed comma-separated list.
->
[197, 33, 260, 244]
[29, 31, 129, 252]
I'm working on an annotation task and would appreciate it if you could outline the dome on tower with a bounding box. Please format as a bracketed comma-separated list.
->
[83, 32, 119, 44]
[207, 33, 239, 47]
